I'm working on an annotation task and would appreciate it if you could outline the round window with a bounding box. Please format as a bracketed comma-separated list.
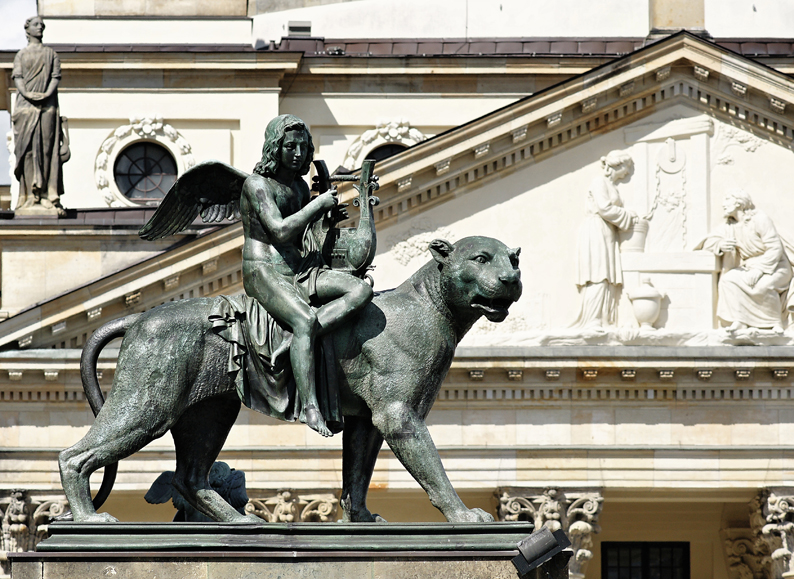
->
[113, 142, 177, 202]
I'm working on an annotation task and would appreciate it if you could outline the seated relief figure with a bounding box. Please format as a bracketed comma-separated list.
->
[573, 150, 638, 327]
[695, 190, 793, 332]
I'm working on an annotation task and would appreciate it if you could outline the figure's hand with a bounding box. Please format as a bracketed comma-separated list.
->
[743, 268, 763, 288]
[719, 239, 737, 254]
[629, 211, 638, 226]
[25, 91, 46, 103]
[334, 203, 349, 223]
[316, 187, 338, 212]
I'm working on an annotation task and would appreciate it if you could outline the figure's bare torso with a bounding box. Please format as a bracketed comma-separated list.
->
[240, 173, 311, 276]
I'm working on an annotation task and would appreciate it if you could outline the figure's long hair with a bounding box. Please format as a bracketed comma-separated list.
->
[253, 114, 314, 177]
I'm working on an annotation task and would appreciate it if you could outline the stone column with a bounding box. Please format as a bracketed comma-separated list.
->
[0, 490, 69, 577]
[750, 489, 794, 579]
[497, 487, 602, 579]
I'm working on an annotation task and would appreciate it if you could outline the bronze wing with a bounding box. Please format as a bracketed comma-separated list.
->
[139, 160, 249, 241]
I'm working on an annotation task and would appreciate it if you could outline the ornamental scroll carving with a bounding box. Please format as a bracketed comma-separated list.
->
[0, 490, 69, 576]
[342, 118, 427, 170]
[750, 489, 794, 579]
[245, 490, 338, 523]
[498, 487, 602, 579]
[94, 115, 195, 208]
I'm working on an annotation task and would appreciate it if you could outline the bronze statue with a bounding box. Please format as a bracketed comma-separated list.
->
[59, 236, 521, 523]
[139, 114, 374, 437]
[240, 115, 373, 437]
[11, 16, 70, 216]
[60, 115, 522, 524]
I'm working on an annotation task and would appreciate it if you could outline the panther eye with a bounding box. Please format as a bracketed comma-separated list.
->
[473, 255, 488, 264]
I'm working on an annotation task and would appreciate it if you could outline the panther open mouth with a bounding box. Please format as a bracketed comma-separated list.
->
[471, 295, 514, 320]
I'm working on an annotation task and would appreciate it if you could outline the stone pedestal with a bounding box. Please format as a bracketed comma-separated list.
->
[8, 521, 554, 579]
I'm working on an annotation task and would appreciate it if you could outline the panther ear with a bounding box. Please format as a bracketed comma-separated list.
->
[511, 247, 521, 258]
[429, 239, 454, 265]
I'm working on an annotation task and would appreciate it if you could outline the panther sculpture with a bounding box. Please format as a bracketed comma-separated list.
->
[59, 236, 522, 524]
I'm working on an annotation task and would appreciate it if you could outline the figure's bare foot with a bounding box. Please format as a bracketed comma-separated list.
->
[727, 321, 748, 333]
[305, 405, 332, 437]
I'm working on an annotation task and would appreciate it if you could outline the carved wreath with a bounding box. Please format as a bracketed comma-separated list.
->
[342, 118, 427, 170]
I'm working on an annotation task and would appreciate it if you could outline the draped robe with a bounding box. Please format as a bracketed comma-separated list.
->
[12, 44, 65, 206]
[573, 176, 634, 327]
[696, 211, 793, 329]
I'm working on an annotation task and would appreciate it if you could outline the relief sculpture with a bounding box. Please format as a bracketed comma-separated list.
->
[695, 190, 794, 332]
[573, 150, 638, 328]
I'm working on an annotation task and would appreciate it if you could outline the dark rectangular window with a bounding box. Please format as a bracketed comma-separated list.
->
[602, 542, 689, 579]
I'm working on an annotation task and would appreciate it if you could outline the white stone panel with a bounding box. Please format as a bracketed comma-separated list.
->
[252, 0, 649, 46]
[41, 17, 253, 45]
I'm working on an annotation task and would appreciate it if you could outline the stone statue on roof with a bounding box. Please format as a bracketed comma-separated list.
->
[11, 16, 70, 217]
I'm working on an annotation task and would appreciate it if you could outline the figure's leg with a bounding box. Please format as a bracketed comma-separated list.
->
[341, 415, 385, 522]
[314, 271, 374, 335]
[20, 151, 36, 207]
[243, 261, 331, 437]
[59, 396, 173, 522]
[170, 394, 256, 523]
[39, 106, 57, 207]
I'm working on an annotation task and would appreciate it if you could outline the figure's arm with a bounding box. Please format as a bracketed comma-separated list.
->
[590, 178, 635, 231]
[13, 53, 59, 104]
[246, 177, 336, 245]
[41, 52, 61, 100]
[744, 213, 785, 282]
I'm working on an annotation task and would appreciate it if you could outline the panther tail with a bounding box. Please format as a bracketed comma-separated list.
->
[80, 314, 141, 510]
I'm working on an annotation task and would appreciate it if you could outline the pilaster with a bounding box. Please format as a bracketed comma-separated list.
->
[497, 487, 602, 579]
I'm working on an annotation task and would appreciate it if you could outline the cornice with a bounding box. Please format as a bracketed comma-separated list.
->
[2, 346, 792, 407]
[0, 223, 244, 349]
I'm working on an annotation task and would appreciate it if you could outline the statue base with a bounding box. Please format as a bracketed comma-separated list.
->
[13, 204, 63, 219]
[8, 521, 568, 579]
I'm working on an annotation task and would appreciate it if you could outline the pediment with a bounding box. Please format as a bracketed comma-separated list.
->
[342, 32, 794, 231]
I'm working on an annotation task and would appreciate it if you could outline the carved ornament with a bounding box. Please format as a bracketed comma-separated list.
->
[94, 116, 196, 208]
[387, 220, 457, 266]
[341, 118, 427, 170]
[498, 488, 602, 579]
[0, 490, 69, 576]
[245, 490, 338, 523]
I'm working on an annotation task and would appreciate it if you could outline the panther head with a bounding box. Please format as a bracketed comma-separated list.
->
[429, 236, 522, 325]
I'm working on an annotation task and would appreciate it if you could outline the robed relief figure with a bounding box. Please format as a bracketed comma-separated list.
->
[11, 16, 70, 215]
[573, 151, 637, 327]
[139, 114, 377, 437]
[695, 190, 793, 332]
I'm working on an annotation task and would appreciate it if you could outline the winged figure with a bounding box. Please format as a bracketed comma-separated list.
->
[137, 114, 380, 441]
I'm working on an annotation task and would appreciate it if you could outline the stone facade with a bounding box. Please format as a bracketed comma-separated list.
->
[2, 3, 794, 579]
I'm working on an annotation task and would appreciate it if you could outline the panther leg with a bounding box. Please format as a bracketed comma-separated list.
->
[170, 394, 256, 523]
[60, 399, 169, 522]
[341, 415, 385, 522]
[372, 401, 494, 523]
